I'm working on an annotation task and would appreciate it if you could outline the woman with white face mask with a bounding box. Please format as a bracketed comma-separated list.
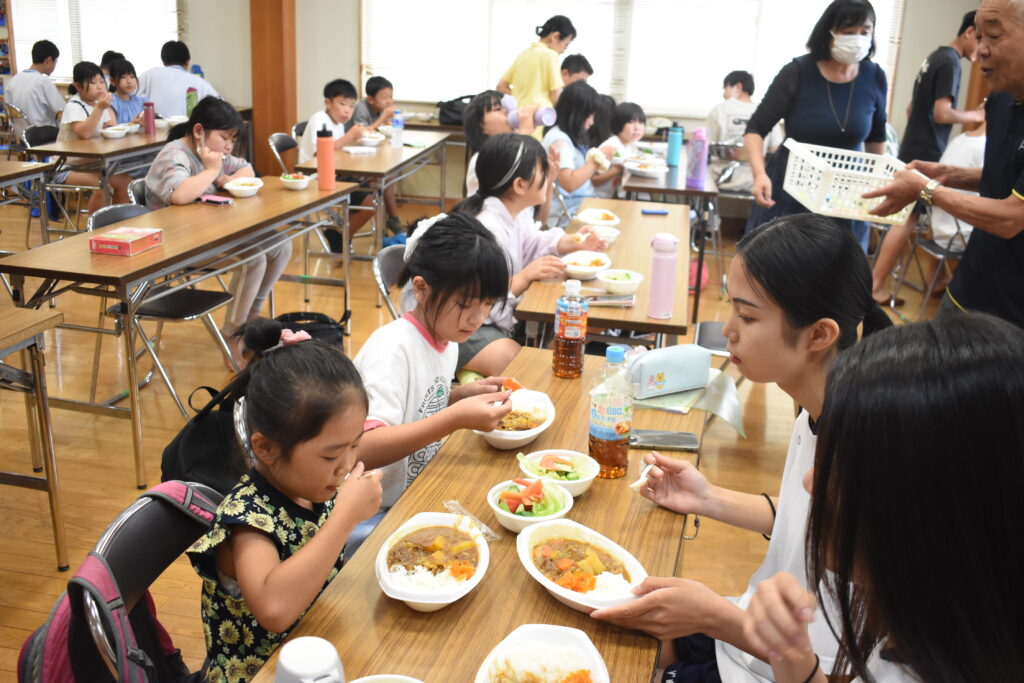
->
[742, 0, 888, 252]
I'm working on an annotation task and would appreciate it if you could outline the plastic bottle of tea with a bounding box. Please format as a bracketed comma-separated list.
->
[588, 345, 632, 478]
[552, 279, 587, 379]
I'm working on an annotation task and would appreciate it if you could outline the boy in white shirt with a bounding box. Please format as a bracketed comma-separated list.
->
[7, 40, 66, 130]
[137, 41, 219, 118]
[706, 71, 782, 194]
[707, 70, 784, 148]
[297, 79, 366, 164]
[297, 79, 372, 248]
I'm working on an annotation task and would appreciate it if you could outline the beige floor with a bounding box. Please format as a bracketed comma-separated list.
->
[0, 199, 935, 676]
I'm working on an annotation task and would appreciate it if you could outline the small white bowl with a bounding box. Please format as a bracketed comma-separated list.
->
[166, 115, 189, 126]
[596, 269, 644, 295]
[360, 133, 386, 146]
[375, 512, 489, 612]
[280, 173, 312, 191]
[351, 677, 424, 683]
[100, 127, 127, 139]
[576, 207, 621, 226]
[415, 112, 434, 122]
[624, 160, 669, 178]
[154, 118, 169, 130]
[562, 250, 611, 280]
[487, 478, 573, 533]
[591, 225, 620, 245]
[378, 125, 393, 138]
[126, 123, 142, 134]
[517, 449, 600, 497]
[473, 389, 555, 450]
[517, 519, 648, 614]
[224, 177, 264, 198]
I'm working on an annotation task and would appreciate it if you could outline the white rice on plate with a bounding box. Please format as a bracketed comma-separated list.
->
[487, 641, 591, 682]
[589, 571, 633, 597]
[387, 565, 466, 591]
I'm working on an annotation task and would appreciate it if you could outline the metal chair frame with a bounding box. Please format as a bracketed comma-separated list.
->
[85, 204, 237, 417]
[372, 244, 407, 320]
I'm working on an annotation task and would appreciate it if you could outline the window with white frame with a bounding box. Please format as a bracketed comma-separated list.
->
[361, 0, 903, 118]
[10, 0, 178, 80]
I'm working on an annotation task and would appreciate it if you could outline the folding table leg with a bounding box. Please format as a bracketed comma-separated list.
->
[28, 343, 68, 571]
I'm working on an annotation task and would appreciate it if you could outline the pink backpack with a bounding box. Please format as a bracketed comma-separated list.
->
[17, 481, 221, 683]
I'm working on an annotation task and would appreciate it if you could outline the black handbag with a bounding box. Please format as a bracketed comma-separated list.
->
[437, 94, 476, 126]
[275, 311, 348, 346]
[161, 384, 247, 495]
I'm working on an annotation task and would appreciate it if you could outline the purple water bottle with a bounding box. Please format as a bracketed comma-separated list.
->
[686, 127, 709, 187]
[648, 232, 679, 319]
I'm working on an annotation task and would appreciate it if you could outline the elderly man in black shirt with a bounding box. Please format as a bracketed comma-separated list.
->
[867, 0, 1024, 327]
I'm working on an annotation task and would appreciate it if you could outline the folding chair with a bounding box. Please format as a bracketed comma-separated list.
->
[891, 210, 968, 321]
[23, 124, 100, 235]
[372, 244, 407, 320]
[86, 204, 237, 417]
[126, 178, 147, 207]
[268, 133, 298, 175]
[291, 120, 307, 140]
[4, 102, 29, 159]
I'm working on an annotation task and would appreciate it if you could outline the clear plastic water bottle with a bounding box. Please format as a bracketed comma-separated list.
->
[552, 279, 588, 379]
[390, 109, 404, 148]
[588, 345, 633, 479]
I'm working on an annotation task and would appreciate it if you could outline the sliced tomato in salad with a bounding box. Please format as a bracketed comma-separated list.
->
[502, 377, 525, 392]
[539, 454, 574, 472]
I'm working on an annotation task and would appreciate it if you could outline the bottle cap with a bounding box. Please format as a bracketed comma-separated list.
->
[651, 232, 679, 252]
[564, 279, 582, 295]
[606, 345, 626, 363]
[317, 124, 331, 138]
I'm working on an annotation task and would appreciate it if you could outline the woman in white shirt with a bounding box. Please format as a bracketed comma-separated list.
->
[744, 313, 1024, 683]
[591, 213, 893, 682]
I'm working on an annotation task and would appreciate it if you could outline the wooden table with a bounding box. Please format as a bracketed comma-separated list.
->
[253, 346, 703, 683]
[296, 130, 449, 259]
[0, 307, 68, 570]
[0, 178, 357, 488]
[622, 169, 720, 325]
[0, 160, 54, 249]
[517, 198, 690, 342]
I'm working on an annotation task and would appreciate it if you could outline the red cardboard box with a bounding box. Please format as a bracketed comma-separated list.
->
[89, 227, 163, 256]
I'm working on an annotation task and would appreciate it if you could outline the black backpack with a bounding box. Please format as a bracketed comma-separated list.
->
[161, 383, 247, 495]
[437, 94, 475, 126]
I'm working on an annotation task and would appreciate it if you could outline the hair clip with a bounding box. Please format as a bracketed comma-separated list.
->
[493, 141, 526, 189]
[232, 397, 257, 466]
[403, 212, 448, 262]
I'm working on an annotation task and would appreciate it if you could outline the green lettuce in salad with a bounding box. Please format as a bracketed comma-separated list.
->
[496, 479, 564, 517]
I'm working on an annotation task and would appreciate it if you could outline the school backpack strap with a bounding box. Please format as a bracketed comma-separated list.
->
[67, 552, 151, 682]
[142, 480, 219, 525]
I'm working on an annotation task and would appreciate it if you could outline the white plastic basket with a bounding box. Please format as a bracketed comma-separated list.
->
[782, 138, 912, 225]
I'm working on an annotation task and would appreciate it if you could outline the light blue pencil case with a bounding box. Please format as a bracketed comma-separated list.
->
[627, 344, 711, 399]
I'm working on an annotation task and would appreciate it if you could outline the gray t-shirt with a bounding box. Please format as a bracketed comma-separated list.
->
[345, 99, 377, 131]
[144, 138, 250, 208]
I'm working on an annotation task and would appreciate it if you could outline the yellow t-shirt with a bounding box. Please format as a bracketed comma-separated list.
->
[501, 41, 562, 110]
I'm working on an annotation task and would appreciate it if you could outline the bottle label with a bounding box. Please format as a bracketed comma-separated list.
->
[555, 300, 588, 340]
[589, 395, 632, 441]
